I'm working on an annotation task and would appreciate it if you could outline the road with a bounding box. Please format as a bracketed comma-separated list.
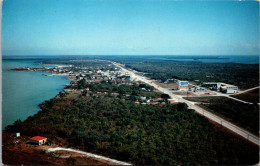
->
[111, 61, 259, 146]
[235, 86, 259, 95]
[46, 147, 132, 165]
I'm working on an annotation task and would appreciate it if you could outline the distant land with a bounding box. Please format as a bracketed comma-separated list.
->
[2, 55, 259, 64]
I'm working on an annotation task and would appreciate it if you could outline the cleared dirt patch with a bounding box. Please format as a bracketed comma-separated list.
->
[231, 88, 259, 104]
[184, 97, 259, 136]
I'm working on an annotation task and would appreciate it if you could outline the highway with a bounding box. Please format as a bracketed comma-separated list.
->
[111, 61, 259, 146]
[188, 83, 255, 104]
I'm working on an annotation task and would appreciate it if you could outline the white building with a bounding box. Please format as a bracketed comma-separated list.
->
[202, 82, 238, 94]
[220, 84, 238, 94]
[14, 132, 20, 137]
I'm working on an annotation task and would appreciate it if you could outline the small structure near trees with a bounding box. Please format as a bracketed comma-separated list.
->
[30, 136, 47, 145]
[14, 132, 20, 137]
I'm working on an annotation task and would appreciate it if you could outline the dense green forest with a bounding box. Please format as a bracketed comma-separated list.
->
[184, 96, 259, 135]
[101, 57, 258, 89]
[6, 92, 258, 165]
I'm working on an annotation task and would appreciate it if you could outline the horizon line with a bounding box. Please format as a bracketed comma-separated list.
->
[2, 54, 259, 57]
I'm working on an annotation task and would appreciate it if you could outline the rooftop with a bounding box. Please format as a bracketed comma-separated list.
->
[30, 136, 47, 141]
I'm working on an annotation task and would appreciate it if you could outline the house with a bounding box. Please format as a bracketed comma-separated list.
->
[14, 132, 20, 137]
[167, 99, 177, 104]
[30, 136, 47, 145]
[140, 96, 147, 102]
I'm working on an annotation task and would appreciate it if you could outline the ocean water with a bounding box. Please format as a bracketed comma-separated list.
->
[2, 60, 70, 129]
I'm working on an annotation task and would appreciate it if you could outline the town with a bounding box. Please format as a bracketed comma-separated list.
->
[5, 59, 259, 165]
[11, 59, 259, 135]
[3, 0, 259, 165]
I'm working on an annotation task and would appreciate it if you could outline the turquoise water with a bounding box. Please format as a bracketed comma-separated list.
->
[2, 60, 70, 129]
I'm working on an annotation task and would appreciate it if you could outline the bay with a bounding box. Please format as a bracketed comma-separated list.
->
[2, 60, 70, 129]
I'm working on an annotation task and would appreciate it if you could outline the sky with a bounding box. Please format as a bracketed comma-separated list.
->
[2, 0, 259, 56]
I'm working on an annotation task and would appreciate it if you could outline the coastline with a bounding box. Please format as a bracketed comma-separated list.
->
[3, 59, 259, 165]
[2, 60, 71, 130]
[11, 66, 75, 112]
[3, 64, 132, 165]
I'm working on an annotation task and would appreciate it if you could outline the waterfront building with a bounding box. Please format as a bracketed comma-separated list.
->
[30, 136, 47, 145]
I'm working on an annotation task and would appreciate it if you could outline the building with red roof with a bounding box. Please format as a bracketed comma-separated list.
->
[30, 136, 47, 145]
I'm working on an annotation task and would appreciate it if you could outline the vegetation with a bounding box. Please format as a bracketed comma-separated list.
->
[6, 92, 258, 165]
[184, 96, 259, 135]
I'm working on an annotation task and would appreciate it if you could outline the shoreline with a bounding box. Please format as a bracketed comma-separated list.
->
[3, 60, 259, 165]
[4, 63, 133, 165]
[3, 63, 73, 130]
